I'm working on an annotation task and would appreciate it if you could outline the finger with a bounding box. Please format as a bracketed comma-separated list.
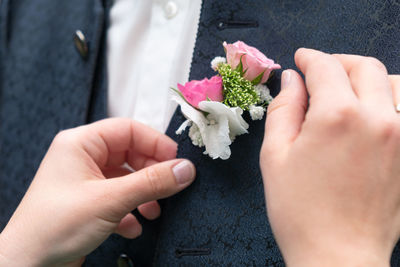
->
[102, 166, 132, 178]
[138, 201, 161, 220]
[295, 48, 357, 109]
[127, 150, 159, 171]
[333, 54, 393, 112]
[115, 213, 142, 239]
[106, 151, 159, 173]
[389, 75, 400, 109]
[72, 118, 177, 168]
[264, 69, 308, 151]
[104, 159, 195, 214]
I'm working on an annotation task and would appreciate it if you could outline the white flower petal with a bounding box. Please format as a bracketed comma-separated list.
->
[199, 101, 249, 160]
[172, 93, 249, 160]
[171, 95, 209, 131]
[176, 119, 191, 135]
[198, 101, 249, 135]
[202, 116, 231, 159]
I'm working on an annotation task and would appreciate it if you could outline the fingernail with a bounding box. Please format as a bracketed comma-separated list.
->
[173, 160, 195, 185]
[281, 70, 291, 90]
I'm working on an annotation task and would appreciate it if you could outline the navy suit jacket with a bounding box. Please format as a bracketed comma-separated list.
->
[1, 0, 400, 266]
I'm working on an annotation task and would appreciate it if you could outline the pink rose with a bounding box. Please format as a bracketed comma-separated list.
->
[223, 41, 281, 84]
[178, 75, 223, 108]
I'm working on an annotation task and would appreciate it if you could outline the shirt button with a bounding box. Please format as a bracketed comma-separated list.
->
[73, 30, 89, 60]
[164, 1, 178, 19]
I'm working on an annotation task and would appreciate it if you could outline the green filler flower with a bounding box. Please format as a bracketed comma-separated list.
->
[217, 63, 260, 110]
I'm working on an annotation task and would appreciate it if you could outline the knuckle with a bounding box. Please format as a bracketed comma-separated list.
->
[260, 141, 287, 168]
[260, 143, 272, 163]
[52, 129, 78, 147]
[315, 53, 340, 70]
[336, 104, 358, 118]
[374, 117, 399, 140]
[323, 104, 358, 128]
[261, 137, 283, 158]
[144, 166, 167, 196]
[260, 147, 273, 167]
[365, 57, 387, 72]
[321, 53, 337, 65]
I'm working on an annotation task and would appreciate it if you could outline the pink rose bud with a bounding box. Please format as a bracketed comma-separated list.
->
[223, 41, 281, 84]
[178, 75, 223, 108]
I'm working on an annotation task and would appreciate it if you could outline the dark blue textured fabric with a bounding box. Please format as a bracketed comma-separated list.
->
[156, 0, 400, 266]
[1, 0, 400, 266]
[0, 1, 159, 266]
[0, 0, 104, 224]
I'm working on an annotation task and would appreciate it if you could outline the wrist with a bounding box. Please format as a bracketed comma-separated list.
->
[282, 236, 391, 267]
[0, 230, 46, 267]
[0, 240, 10, 266]
[285, 251, 388, 267]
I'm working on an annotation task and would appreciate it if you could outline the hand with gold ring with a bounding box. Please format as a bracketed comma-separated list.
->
[261, 48, 400, 267]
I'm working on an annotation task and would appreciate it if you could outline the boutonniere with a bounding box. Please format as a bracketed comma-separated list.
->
[172, 41, 281, 160]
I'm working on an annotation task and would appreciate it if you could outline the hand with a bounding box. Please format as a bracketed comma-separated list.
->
[0, 118, 196, 266]
[260, 48, 400, 266]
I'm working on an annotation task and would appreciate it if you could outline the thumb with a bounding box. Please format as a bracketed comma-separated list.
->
[104, 159, 196, 214]
[263, 69, 308, 152]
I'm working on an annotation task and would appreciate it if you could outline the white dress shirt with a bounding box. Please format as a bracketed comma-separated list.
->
[107, 0, 202, 132]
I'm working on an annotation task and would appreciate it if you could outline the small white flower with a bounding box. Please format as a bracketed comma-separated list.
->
[188, 124, 204, 147]
[211, 56, 227, 71]
[254, 84, 273, 103]
[249, 105, 265, 121]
